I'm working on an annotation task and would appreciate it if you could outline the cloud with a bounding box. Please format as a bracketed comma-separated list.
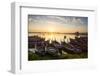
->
[28, 15, 87, 26]
[28, 15, 88, 33]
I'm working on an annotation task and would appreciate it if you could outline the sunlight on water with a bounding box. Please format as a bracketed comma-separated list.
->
[29, 33, 87, 43]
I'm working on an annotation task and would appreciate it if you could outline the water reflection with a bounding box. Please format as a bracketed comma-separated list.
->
[28, 33, 87, 43]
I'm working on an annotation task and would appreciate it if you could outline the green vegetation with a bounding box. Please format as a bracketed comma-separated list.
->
[28, 51, 88, 61]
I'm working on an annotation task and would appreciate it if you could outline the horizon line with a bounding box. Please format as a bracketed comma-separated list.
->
[28, 32, 88, 34]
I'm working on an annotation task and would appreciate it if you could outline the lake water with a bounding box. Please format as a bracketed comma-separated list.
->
[28, 33, 87, 43]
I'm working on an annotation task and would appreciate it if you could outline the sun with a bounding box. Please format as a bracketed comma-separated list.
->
[49, 27, 55, 33]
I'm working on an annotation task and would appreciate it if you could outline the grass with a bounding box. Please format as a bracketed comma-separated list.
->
[28, 51, 88, 61]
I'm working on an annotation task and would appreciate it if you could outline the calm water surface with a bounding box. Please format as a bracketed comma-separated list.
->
[29, 33, 87, 43]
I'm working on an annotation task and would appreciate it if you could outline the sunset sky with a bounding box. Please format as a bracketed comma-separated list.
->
[28, 15, 88, 33]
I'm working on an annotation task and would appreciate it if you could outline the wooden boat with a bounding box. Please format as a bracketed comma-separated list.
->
[35, 46, 46, 56]
[46, 46, 59, 56]
[61, 41, 82, 54]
